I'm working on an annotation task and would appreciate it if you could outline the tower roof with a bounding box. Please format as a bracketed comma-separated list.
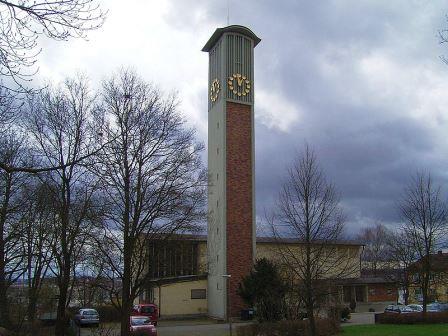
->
[202, 25, 261, 52]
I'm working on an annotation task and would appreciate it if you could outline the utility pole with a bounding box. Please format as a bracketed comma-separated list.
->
[222, 274, 232, 336]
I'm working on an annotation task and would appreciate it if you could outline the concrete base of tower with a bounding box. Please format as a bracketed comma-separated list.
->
[207, 274, 227, 320]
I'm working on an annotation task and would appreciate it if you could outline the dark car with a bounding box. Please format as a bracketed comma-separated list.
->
[74, 308, 99, 327]
[132, 304, 158, 326]
[384, 305, 413, 314]
[130, 316, 157, 336]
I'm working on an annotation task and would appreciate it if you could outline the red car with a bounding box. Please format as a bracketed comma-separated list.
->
[130, 316, 157, 336]
[132, 304, 158, 326]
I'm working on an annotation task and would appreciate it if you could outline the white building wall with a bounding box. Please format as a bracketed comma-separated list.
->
[207, 92, 227, 319]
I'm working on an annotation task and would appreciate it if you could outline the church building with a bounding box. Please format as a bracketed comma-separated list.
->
[139, 25, 392, 319]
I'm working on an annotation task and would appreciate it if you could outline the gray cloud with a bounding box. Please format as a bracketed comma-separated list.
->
[36, 0, 448, 234]
[171, 1, 448, 232]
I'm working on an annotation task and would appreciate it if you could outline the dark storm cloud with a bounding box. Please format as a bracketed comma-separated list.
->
[166, 0, 448, 233]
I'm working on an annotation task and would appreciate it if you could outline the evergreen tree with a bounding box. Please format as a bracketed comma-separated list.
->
[238, 258, 287, 322]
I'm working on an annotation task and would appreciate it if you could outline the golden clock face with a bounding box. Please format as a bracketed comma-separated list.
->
[228, 73, 251, 97]
[210, 78, 220, 102]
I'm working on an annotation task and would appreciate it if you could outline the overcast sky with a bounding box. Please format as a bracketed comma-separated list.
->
[35, 0, 448, 235]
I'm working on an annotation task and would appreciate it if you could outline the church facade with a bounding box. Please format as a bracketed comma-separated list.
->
[142, 234, 365, 317]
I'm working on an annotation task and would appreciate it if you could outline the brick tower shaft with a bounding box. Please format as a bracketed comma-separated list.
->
[226, 101, 253, 316]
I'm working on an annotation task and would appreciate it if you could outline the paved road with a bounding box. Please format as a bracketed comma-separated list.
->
[79, 322, 251, 336]
[80, 313, 375, 335]
[158, 323, 251, 336]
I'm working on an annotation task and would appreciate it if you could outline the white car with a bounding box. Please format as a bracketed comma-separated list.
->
[406, 304, 423, 312]
[74, 308, 100, 326]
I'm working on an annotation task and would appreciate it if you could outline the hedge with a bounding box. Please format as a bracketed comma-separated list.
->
[376, 312, 448, 324]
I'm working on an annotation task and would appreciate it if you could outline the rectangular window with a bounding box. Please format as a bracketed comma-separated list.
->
[191, 289, 207, 299]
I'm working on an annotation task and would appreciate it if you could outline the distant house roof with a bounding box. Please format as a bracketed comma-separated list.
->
[336, 277, 397, 285]
[409, 252, 448, 273]
[360, 269, 402, 284]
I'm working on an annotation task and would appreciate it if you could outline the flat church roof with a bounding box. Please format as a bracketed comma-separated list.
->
[148, 233, 363, 246]
[202, 25, 261, 52]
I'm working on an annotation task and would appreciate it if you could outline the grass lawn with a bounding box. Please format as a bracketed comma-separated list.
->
[340, 324, 448, 336]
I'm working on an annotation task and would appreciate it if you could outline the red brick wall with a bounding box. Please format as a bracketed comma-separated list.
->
[226, 101, 253, 317]
[367, 284, 398, 302]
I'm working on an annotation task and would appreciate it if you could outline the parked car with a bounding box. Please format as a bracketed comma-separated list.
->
[74, 308, 99, 327]
[132, 304, 158, 326]
[427, 303, 448, 312]
[130, 316, 157, 336]
[384, 305, 413, 313]
[406, 304, 423, 312]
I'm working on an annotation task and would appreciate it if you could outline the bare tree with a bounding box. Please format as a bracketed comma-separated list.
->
[0, 0, 106, 91]
[0, 132, 32, 328]
[0, 0, 107, 175]
[16, 180, 56, 326]
[399, 172, 448, 312]
[93, 69, 206, 336]
[357, 223, 391, 275]
[386, 229, 416, 305]
[268, 145, 356, 336]
[24, 76, 101, 335]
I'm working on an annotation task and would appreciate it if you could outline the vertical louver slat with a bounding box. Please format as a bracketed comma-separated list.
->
[225, 34, 253, 104]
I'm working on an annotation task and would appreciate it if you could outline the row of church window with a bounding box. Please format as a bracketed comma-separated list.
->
[147, 241, 199, 279]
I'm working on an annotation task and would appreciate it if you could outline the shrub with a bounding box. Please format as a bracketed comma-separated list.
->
[349, 300, 356, 312]
[327, 306, 350, 322]
[340, 307, 351, 321]
[236, 318, 340, 336]
[0, 327, 11, 336]
[376, 312, 448, 324]
[93, 305, 121, 323]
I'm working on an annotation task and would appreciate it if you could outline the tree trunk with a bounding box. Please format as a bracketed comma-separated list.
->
[120, 251, 131, 336]
[306, 301, 316, 336]
[422, 272, 429, 314]
[55, 262, 71, 336]
[0, 273, 11, 328]
[0, 176, 11, 329]
[403, 279, 410, 306]
[27, 285, 38, 323]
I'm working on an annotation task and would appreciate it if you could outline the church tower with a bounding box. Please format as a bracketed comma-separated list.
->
[203, 25, 261, 319]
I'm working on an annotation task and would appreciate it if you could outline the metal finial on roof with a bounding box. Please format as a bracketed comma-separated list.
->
[227, 0, 230, 26]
